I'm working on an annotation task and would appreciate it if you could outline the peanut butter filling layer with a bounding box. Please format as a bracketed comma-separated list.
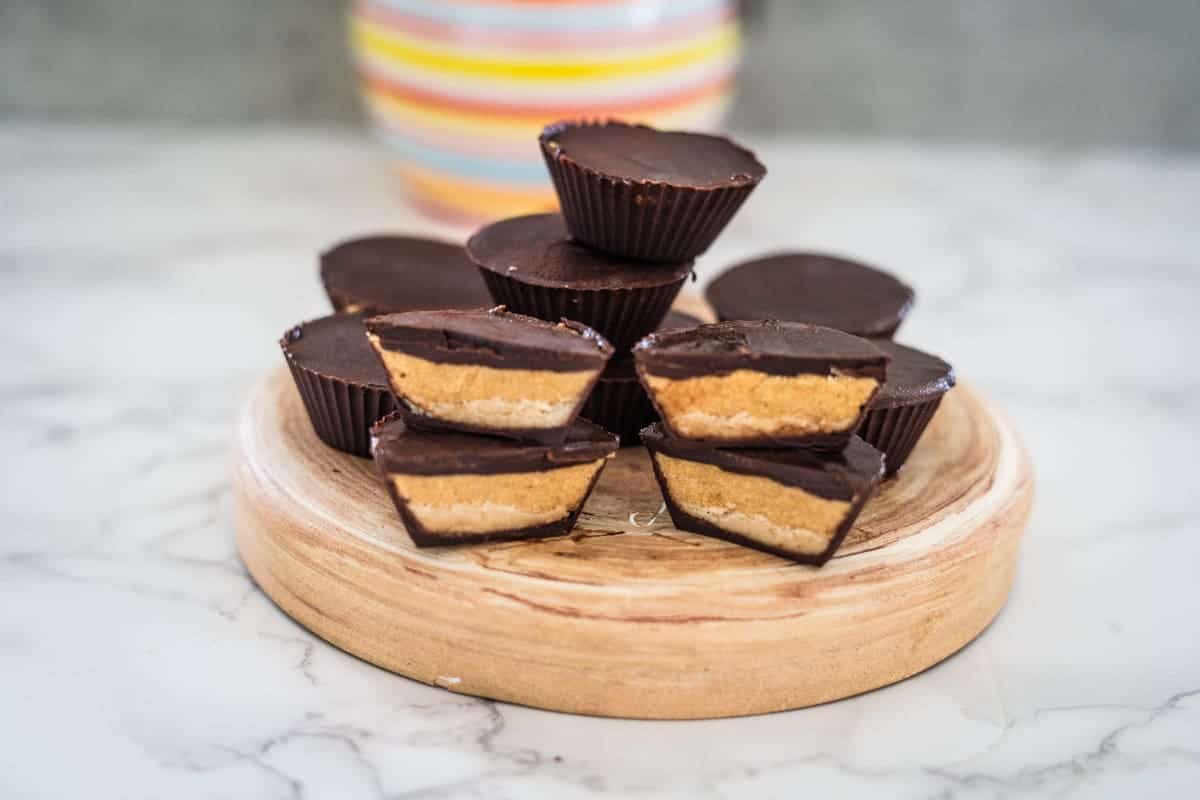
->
[370, 342, 598, 430]
[391, 459, 607, 535]
[653, 454, 853, 555]
[644, 370, 878, 441]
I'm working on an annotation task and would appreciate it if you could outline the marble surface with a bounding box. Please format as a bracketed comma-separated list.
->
[1, 125, 1197, 799]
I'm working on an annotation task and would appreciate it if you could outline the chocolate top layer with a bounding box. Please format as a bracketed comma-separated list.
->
[541, 121, 766, 189]
[468, 214, 693, 289]
[320, 235, 492, 315]
[365, 306, 613, 372]
[280, 313, 387, 386]
[705, 252, 915, 338]
[373, 413, 618, 476]
[642, 424, 884, 501]
[634, 320, 888, 380]
[872, 341, 956, 407]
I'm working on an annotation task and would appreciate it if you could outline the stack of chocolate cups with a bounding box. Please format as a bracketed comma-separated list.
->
[363, 307, 621, 547]
[466, 120, 768, 444]
[632, 320, 893, 566]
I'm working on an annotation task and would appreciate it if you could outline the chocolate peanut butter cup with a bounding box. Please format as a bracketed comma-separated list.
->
[705, 252, 915, 339]
[539, 121, 766, 262]
[280, 313, 396, 457]
[365, 307, 613, 444]
[372, 414, 618, 547]
[633, 320, 888, 450]
[858, 341, 955, 475]
[642, 425, 885, 565]
[468, 213, 693, 351]
[320, 235, 492, 316]
[581, 311, 701, 444]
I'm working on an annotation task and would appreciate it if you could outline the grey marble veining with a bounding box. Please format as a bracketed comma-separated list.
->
[1, 124, 1198, 799]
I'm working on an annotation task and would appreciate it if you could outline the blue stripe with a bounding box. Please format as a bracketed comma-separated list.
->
[370, 0, 724, 33]
[377, 129, 548, 185]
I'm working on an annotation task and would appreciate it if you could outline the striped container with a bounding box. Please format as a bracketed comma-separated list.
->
[349, 0, 741, 222]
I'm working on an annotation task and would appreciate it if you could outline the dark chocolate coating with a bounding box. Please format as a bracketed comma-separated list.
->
[372, 414, 618, 477]
[279, 313, 396, 457]
[582, 361, 653, 446]
[280, 313, 387, 387]
[641, 424, 885, 565]
[396, 514, 594, 549]
[467, 214, 693, 289]
[599, 355, 637, 383]
[540, 121, 765, 189]
[597, 311, 700, 382]
[579, 312, 700, 443]
[859, 398, 943, 477]
[871, 341, 955, 408]
[633, 320, 889, 380]
[365, 307, 613, 373]
[320, 235, 492, 316]
[705, 252, 916, 339]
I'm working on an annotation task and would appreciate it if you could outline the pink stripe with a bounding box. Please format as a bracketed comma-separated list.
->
[359, 64, 736, 118]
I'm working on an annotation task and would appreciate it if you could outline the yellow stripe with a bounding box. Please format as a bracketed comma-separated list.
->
[352, 17, 738, 82]
[353, 15, 737, 67]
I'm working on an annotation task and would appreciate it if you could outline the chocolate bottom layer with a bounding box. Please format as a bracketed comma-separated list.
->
[479, 269, 685, 352]
[286, 361, 395, 458]
[858, 397, 943, 476]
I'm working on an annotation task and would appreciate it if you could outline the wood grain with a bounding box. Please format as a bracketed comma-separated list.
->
[233, 327, 1033, 719]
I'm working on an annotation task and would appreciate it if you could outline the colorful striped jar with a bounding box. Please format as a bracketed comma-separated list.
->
[349, 0, 741, 222]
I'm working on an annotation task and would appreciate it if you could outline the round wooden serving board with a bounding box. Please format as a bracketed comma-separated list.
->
[234, 367, 1032, 719]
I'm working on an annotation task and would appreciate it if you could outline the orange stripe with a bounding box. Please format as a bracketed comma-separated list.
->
[361, 69, 734, 121]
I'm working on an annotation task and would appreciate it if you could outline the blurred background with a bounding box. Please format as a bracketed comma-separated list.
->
[5, 1, 1198, 220]
[9, 2, 1200, 146]
[4, 0, 1198, 149]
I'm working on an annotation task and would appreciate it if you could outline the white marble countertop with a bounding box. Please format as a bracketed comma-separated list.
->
[2, 125, 1197, 799]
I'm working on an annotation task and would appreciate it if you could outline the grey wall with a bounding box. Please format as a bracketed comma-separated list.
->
[3, 0, 1199, 151]
[737, 0, 1200, 151]
[0, 0, 360, 124]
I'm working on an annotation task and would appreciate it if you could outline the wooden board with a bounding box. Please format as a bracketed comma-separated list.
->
[233, 366, 1033, 719]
